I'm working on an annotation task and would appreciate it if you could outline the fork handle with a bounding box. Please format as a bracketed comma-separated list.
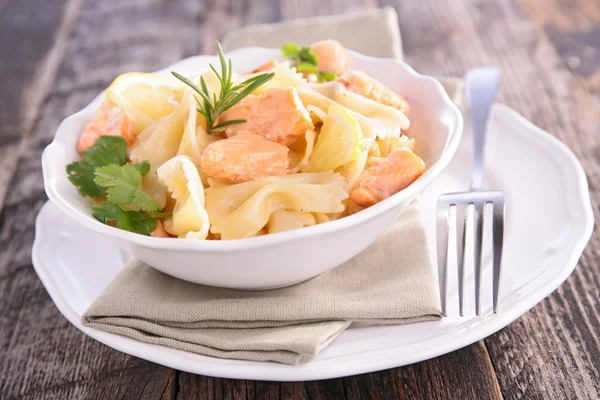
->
[465, 67, 502, 190]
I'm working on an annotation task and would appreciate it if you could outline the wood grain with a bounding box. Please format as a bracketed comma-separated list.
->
[0, 0, 599, 398]
[381, 0, 600, 397]
[519, 0, 600, 105]
[177, 341, 501, 399]
[0, 0, 203, 398]
[0, 0, 80, 214]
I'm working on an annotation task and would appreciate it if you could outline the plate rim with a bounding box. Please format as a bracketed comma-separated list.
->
[32, 103, 594, 381]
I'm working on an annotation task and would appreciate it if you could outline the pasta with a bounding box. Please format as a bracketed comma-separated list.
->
[306, 105, 327, 124]
[176, 93, 218, 185]
[288, 129, 316, 172]
[205, 172, 348, 239]
[334, 87, 410, 135]
[246, 61, 306, 95]
[156, 155, 210, 239]
[267, 211, 317, 234]
[376, 135, 416, 158]
[297, 88, 387, 140]
[337, 138, 376, 192]
[70, 39, 426, 239]
[129, 93, 190, 171]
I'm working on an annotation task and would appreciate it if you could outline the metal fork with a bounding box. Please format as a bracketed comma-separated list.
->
[437, 67, 505, 316]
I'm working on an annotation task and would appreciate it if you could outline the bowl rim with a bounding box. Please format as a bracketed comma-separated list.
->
[42, 47, 463, 251]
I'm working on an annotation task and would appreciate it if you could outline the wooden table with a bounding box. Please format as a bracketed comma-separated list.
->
[1, 0, 598, 398]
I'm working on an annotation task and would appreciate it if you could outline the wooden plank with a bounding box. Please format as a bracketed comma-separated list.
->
[518, 0, 600, 100]
[1, 0, 599, 399]
[0, 0, 203, 398]
[379, 0, 600, 398]
[176, 375, 313, 400]
[0, 93, 173, 400]
[21, 367, 177, 400]
[280, 0, 378, 19]
[341, 341, 501, 399]
[0, 0, 79, 213]
[177, 341, 501, 400]
[199, 0, 277, 53]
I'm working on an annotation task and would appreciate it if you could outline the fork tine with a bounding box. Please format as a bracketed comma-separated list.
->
[455, 203, 468, 316]
[473, 201, 485, 315]
[492, 197, 505, 313]
[436, 202, 451, 317]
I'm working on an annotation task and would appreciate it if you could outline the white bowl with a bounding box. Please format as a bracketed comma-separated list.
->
[42, 47, 463, 290]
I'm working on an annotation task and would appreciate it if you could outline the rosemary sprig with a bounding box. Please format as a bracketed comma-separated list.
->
[172, 42, 274, 133]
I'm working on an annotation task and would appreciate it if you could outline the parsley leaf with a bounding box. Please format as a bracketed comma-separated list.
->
[281, 42, 319, 65]
[132, 160, 151, 176]
[66, 136, 128, 198]
[319, 71, 337, 82]
[281, 42, 299, 59]
[92, 202, 157, 235]
[67, 161, 106, 198]
[66, 136, 164, 235]
[280, 42, 337, 82]
[296, 63, 320, 74]
[297, 47, 318, 65]
[94, 164, 161, 212]
[82, 136, 127, 167]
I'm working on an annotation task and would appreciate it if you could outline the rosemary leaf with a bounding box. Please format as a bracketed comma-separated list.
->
[227, 73, 274, 110]
[171, 41, 274, 133]
[211, 119, 247, 131]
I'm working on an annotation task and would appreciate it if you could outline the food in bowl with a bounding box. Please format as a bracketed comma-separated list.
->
[65, 40, 426, 241]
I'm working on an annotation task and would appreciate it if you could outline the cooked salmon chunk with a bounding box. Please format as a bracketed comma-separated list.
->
[150, 220, 170, 238]
[250, 59, 278, 73]
[350, 148, 425, 207]
[200, 131, 290, 184]
[77, 101, 136, 153]
[310, 40, 349, 76]
[219, 87, 314, 145]
[337, 70, 410, 116]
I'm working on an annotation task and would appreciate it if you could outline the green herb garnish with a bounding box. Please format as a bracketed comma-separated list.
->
[66, 136, 168, 236]
[92, 202, 158, 236]
[67, 136, 127, 197]
[93, 162, 161, 212]
[281, 42, 337, 82]
[171, 42, 274, 133]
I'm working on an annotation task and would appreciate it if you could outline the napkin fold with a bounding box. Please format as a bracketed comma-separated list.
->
[82, 8, 460, 365]
[221, 8, 403, 60]
[83, 202, 440, 364]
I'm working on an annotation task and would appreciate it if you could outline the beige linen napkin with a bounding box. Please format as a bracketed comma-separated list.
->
[83, 202, 439, 364]
[83, 8, 460, 365]
[221, 8, 403, 60]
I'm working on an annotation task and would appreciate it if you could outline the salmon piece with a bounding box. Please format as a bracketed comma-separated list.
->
[350, 148, 425, 207]
[337, 70, 410, 116]
[346, 200, 366, 215]
[151, 220, 170, 238]
[219, 87, 314, 146]
[77, 101, 135, 153]
[250, 59, 278, 73]
[200, 131, 290, 184]
[310, 40, 349, 76]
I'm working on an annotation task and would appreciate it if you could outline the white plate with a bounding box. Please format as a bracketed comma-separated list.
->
[32, 104, 593, 381]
